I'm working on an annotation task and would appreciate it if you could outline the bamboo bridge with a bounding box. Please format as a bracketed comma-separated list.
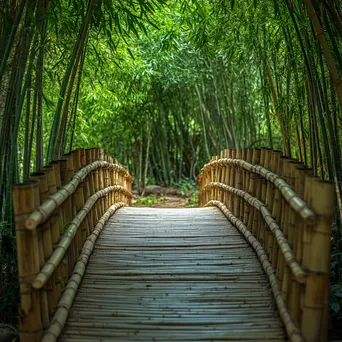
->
[13, 148, 334, 342]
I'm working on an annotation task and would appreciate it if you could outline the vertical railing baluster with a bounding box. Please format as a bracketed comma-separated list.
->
[13, 181, 43, 341]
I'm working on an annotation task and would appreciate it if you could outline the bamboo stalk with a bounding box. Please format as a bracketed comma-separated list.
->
[229, 150, 236, 211]
[13, 181, 43, 342]
[301, 177, 334, 342]
[243, 148, 253, 226]
[248, 149, 261, 232]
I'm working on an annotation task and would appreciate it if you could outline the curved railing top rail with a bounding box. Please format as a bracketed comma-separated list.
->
[198, 147, 334, 342]
[26, 160, 133, 230]
[198, 158, 315, 222]
[203, 181, 306, 283]
[32, 185, 132, 290]
[13, 146, 134, 342]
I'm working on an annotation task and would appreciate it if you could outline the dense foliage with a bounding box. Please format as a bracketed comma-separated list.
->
[0, 0, 341, 335]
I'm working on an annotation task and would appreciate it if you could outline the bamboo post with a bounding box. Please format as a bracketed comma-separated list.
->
[42, 167, 63, 318]
[270, 151, 283, 268]
[233, 149, 242, 219]
[223, 150, 229, 207]
[57, 160, 67, 237]
[243, 148, 253, 226]
[93, 149, 101, 220]
[301, 177, 334, 342]
[27, 173, 51, 326]
[277, 156, 289, 287]
[254, 150, 263, 241]
[62, 154, 74, 224]
[210, 156, 216, 200]
[50, 162, 63, 248]
[109, 164, 115, 205]
[13, 181, 43, 342]
[97, 148, 106, 213]
[29, 172, 48, 267]
[239, 148, 248, 219]
[62, 153, 77, 284]
[79, 148, 86, 168]
[71, 150, 86, 253]
[280, 158, 291, 302]
[259, 148, 269, 252]
[219, 150, 226, 202]
[229, 149, 236, 213]
[58, 159, 67, 186]
[248, 149, 260, 234]
[128, 176, 133, 205]
[288, 166, 311, 326]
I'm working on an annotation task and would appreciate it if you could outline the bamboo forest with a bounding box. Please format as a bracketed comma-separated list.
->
[0, 0, 342, 341]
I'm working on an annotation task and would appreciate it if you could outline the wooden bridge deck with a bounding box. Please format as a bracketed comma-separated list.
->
[61, 207, 286, 341]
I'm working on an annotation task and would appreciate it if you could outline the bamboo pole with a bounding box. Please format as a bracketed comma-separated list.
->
[301, 177, 334, 342]
[234, 149, 242, 219]
[243, 148, 253, 226]
[239, 148, 248, 220]
[13, 181, 43, 342]
[270, 151, 283, 269]
[248, 149, 261, 233]
[229, 150, 236, 212]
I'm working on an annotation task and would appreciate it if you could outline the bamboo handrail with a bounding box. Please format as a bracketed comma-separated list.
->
[204, 182, 306, 283]
[41, 202, 127, 342]
[26, 161, 133, 230]
[13, 147, 134, 342]
[205, 200, 303, 342]
[198, 158, 315, 222]
[32, 185, 132, 289]
[198, 147, 334, 342]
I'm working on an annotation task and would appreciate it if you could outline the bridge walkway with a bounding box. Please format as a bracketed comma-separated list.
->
[60, 207, 285, 341]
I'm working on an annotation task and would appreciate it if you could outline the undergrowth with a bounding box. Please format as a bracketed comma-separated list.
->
[135, 194, 168, 206]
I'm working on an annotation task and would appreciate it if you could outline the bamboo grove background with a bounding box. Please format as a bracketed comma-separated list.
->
[0, 0, 342, 336]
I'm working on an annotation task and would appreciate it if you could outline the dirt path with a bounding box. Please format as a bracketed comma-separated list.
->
[132, 195, 195, 208]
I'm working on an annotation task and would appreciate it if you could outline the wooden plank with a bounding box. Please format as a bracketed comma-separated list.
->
[60, 207, 285, 341]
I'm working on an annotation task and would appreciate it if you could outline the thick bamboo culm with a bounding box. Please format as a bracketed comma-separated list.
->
[198, 148, 334, 342]
[13, 147, 134, 342]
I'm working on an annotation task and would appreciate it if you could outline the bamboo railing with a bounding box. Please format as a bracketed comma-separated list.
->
[198, 148, 334, 342]
[13, 147, 133, 342]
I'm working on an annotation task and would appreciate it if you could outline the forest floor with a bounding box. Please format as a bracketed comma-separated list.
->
[133, 195, 190, 208]
[132, 187, 198, 208]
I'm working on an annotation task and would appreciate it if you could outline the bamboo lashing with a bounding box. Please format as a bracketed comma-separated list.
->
[13, 147, 134, 342]
[198, 147, 334, 342]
